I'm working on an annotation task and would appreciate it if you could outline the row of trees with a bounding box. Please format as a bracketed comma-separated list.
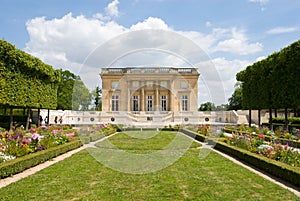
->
[0, 39, 102, 129]
[0, 40, 61, 129]
[236, 39, 300, 128]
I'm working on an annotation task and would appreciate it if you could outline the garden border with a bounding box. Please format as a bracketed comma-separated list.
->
[180, 129, 300, 187]
[0, 140, 83, 179]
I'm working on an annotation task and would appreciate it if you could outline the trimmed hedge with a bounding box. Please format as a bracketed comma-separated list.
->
[0, 140, 82, 178]
[181, 129, 300, 186]
[180, 128, 206, 142]
[214, 141, 300, 186]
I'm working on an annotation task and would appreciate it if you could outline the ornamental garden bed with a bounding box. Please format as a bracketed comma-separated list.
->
[181, 128, 300, 187]
[0, 125, 82, 178]
[0, 130, 298, 200]
[223, 124, 300, 148]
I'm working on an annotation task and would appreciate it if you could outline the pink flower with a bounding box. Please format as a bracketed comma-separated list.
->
[32, 133, 40, 141]
[66, 132, 74, 138]
[52, 130, 57, 136]
[22, 138, 31, 145]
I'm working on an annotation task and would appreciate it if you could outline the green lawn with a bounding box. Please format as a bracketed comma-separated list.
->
[0, 131, 299, 201]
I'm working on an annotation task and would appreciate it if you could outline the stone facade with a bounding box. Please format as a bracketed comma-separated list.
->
[100, 67, 200, 113]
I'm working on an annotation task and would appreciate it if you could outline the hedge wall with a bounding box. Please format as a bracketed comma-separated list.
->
[0, 40, 60, 109]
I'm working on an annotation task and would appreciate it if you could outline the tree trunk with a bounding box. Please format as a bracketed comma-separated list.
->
[25, 108, 31, 130]
[9, 107, 13, 131]
[274, 109, 277, 118]
[47, 109, 50, 126]
[249, 109, 252, 127]
[269, 108, 273, 131]
[258, 109, 261, 128]
[285, 107, 288, 131]
[37, 108, 41, 127]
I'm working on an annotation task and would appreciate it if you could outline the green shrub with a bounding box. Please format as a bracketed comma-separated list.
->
[0, 140, 82, 178]
[214, 142, 300, 186]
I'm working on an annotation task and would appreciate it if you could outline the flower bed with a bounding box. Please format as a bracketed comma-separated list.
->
[223, 125, 300, 148]
[214, 141, 300, 186]
[78, 124, 119, 144]
[225, 133, 300, 167]
[0, 139, 82, 178]
[0, 125, 78, 163]
[182, 128, 300, 186]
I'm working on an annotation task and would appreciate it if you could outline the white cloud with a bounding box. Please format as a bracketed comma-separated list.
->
[210, 57, 251, 102]
[266, 26, 299, 34]
[249, 0, 269, 4]
[130, 17, 170, 30]
[255, 56, 266, 61]
[214, 28, 263, 55]
[105, 0, 120, 17]
[24, 0, 262, 104]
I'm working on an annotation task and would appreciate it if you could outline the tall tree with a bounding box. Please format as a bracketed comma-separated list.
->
[228, 82, 243, 110]
[93, 86, 102, 111]
[199, 102, 215, 111]
[57, 70, 91, 111]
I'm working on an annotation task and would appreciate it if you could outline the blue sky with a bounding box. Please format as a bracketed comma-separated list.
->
[1, 0, 299, 104]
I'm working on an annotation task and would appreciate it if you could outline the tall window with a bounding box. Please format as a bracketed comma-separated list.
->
[146, 95, 153, 111]
[181, 95, 188, 111]
[132, 96, 139, 111]
[111, 95, 119, 111]
[161, 95, 167, 111]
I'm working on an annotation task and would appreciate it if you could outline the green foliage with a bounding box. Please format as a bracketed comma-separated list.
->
[198, 102, 215, 111]
[57, 70, 91, 110]
[93, 86, 102, 111]
[215, 141, 300, 186]
[237, 39, 300, 110]
[0, 140, 82, 178]
[0, 40, 60, 109]
[228, 83, 243, 110]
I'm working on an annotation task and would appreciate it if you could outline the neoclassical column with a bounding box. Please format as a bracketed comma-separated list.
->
[127, 88, 131, 111]
[169, 91, 172, 111]
[141, 88, 145, 111]
[155, 87, 159, 111]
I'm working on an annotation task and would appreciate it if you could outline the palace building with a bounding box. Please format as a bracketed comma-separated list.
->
[100, 67, 206, 126]
[39, 67, 242, 126]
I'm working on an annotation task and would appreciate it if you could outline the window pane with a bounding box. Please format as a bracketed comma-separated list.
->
[161, 95, 167, 111]
[132, 96, 139, 111]
[146, 96, 153, 111]
[112, 95, 119, 111]
[181, 95, 188, 111]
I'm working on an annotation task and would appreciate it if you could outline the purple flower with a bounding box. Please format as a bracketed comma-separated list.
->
[22, 138, 31, 144]
[52, 130, 57, 136]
